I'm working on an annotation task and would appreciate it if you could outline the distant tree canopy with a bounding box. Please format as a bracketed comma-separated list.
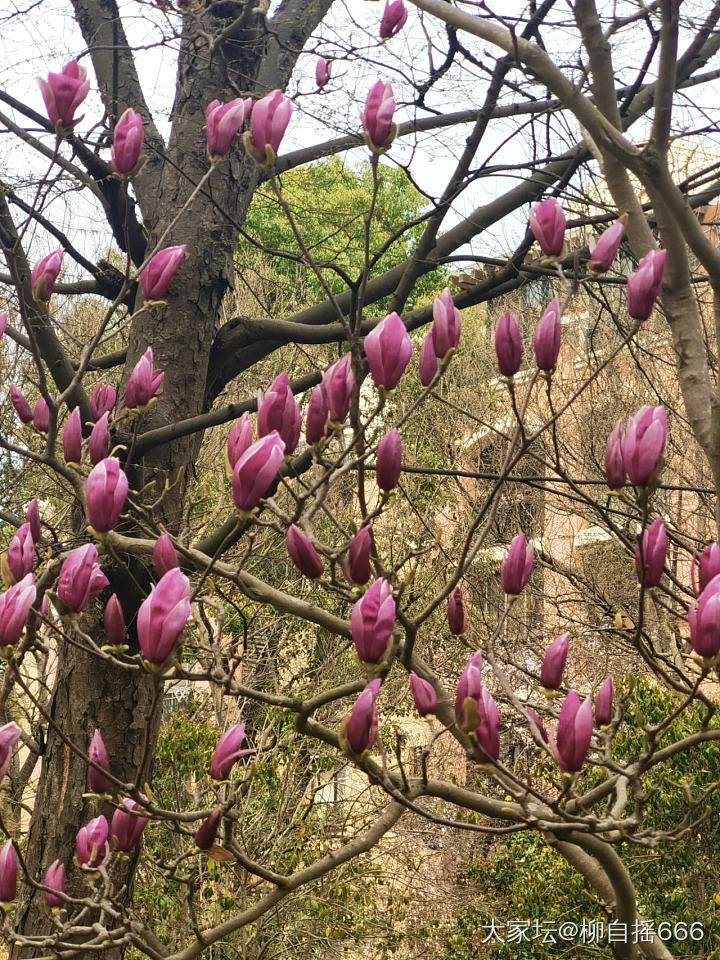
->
[239, 157, 445, 306]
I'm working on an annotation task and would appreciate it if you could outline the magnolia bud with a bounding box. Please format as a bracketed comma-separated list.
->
[375, 429, 402, 493]
[137, 568, 191, 666]
[626, 249, 666, 321]
[88, 412, 110, 466]
[111, 797, 148, 852]
[594, 676, 614, 727]
[634, 517, 667, 588]
[342, 678, 381, 755]
[0, 840, 17, 904]
[125, 348, 164, 411]
[57, 544, 108, 613]
[210, 723, 254, 780]
[351, 578, 395, 665]
[447, 586, 466, 635]
[76, 815, 108, 868]
[231, 432, 285, 512]
[205, 98, 250, 159]
[500, 534, 534, 596]
[409, 672, 436, 717]
[103, 594, 126, 647]
[140, 246, 186, 302]
[246, 90, 292, 164]
[529, 197, 565, 257]
[360, 80, 396, 152]
[552, 691, 593, 772]
[588, 220, 624, 273]
[344, 527, 373, 585]
[88, 729, 111, 794]
[86, 458, 129, 533]
[286, 524, 324, 579]
[63, 407, 83, 465]
[604, 420, 625, 491]
[363, 312, 413, 391]
[90, 382, 117, 422]
[532, 299, 562, 372]
[257, 372, 301, 455]
[153, 534, 179, 578]
[43, 860, 65, 909]
[418, 331, 438, 386]
[37, 60, 89, 129]
[379, 0, 407, 39]
[195, 809, 222, 849]
[622, 405, 666, 486]
[31, 249, 63, 301]
[540, 633, 569, 690]
[111, 108, 144, 175]
[494, 311, 522, 377]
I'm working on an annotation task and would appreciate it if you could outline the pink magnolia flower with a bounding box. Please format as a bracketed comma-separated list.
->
[323, 354, 354, 425]
[418, 330, 438, 387]
[31, 249, 64, 302]
[248, 90, 292, 161]
[634, 517, 667, 588]
[588, 220, 624, 273]
[494, 311, 522, 377]
[379, 0, 407, 39]
[472, 688, 500, 763]
[363, 312, 413, 391]
[153, 534, 179, 578]
[0, 840, 17, 903]
[604, 420, 625, 491]
[206, 98, 251, 158]
[351, 578, 395, 664]
[90, 382, 117, 422]
[32, 396, 51, 434]
[447, 586, 467, 635]
[111, 797, 149, 852]
[103, 594, 126, 647]
[344, 526, 374, 585]
[231, 432, 285, 512]
[431, 289, 462, 359]
[210, 723, 254, 780]
[76, 815, 109, 868]
[7, 522, 35, 583]
[409, 672, 436, 717]
[286, 524, 324, 579]
[10, 385, 32, 425]
[305, 384, 329, 445]
[0, 722, 21, 784]
[529, 197, 565, 257]
[26, 499, 40, 544]
[532, 299, 562, 372]
[375, 429, 402, 493]
[140, 245, 186, 302]
[226, 412, 254, 473]
[137, 568, 192, 666]
[622, 405, 666, 486]
[257, 372, 301, 454]
[57, 543, 108, 613]
[194, 809, 222, 849]
[125, 348, 164, 410]
[540, 633, 569, 690]
[688, 573, 720, 660]
[85, 458, 129, 533]
[594, 677, 614, 727]
[360, 80, 395, 152]
[551, 691, 593, 773]
[88, 729, 111, 794]
[111, 108, 144, 175]
[63, 407, 83, 465]
[89, 412, 110, 466]
[626, 249, 666, 321]
[344, 678, 381, 755]
[43, 861, 65, 909]
[500, 534, 534, 596]
[0, 574, 36, 646]
[692, 543, 720, 596]
[315, 57, 331, 88]
[37, 60, 90, 129]
[454, 651, 483, 725]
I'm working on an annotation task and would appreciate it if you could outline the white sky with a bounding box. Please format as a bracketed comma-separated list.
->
[0, 0, 718, 282]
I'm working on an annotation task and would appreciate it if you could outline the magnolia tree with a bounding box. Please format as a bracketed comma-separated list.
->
[0, 0, 720, 958]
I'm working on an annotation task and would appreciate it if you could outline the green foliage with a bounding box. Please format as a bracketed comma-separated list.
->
[435, 677, 720, 959]
[239, 156, 445, 308]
